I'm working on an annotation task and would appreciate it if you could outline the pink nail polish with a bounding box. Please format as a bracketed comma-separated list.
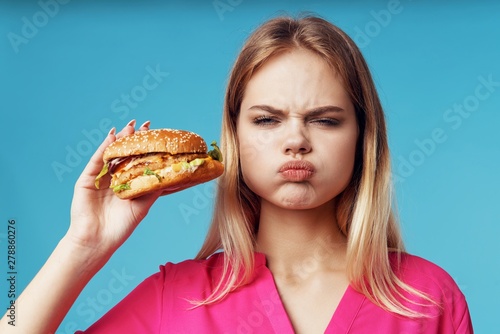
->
[108, 127, 116, 136]
[127, 119, 136, 127]
[140, 120, 151, 128]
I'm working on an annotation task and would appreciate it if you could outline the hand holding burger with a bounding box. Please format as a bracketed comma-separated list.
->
[95, 128, 224, 199]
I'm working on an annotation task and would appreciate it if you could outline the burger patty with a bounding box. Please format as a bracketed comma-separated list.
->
[110, 152, 207, 186]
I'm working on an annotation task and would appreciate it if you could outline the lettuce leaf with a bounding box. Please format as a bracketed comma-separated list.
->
[144, 167, 162, 182]
[208, 141, 223, 162]
[112, 183, 131, 193]
[95, 163, 109, 189]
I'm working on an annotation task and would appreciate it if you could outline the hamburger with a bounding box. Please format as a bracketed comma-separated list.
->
[95, 129, 224, 199]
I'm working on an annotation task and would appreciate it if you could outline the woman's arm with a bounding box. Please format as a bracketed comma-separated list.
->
[0, 120, 160, 333]
[1, 236, 108, 333]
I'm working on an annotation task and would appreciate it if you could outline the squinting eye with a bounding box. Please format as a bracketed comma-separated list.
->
[311, 118, 340, 126]
[252, 116, 278, 126]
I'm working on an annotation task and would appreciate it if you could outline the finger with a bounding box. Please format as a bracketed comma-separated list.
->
[77, 127, 117, 184]
[130, 190, 163, 220]
[138, 120, 151, 131]
[115, 119, 136, 139]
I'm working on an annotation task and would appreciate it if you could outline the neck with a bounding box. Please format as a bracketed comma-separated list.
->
[255, 199, 347, 279]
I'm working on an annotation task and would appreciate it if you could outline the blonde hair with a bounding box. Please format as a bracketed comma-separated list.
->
[196, 15, 435, 317]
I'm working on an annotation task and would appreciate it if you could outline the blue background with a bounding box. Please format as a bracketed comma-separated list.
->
[1, 0, 499, 332]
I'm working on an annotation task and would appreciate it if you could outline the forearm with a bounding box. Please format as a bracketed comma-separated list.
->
[0, 236, 109, 334]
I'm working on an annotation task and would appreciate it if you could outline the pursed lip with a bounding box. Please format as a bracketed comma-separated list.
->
[279, 160, 315, 181]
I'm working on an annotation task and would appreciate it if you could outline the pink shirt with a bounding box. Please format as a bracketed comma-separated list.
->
[78, 252, 473, 333]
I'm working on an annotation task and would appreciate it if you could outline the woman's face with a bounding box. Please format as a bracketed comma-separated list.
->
[237, 48, 359, 210]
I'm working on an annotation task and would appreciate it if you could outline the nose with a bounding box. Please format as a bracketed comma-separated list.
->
[281, 122, 312, 155]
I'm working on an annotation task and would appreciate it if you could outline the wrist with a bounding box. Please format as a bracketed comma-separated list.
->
[57, 234, 112, 277]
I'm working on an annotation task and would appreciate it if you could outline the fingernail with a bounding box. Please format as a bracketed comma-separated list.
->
[126, 119, 136, 127]
[108, 127, 116, 136]
[140, 120, 150, 128]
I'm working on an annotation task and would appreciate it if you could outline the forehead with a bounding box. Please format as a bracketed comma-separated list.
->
[241, 48, 351, 112]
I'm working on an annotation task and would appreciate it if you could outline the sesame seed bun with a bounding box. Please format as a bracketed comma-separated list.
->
[103, 129, 207, 162]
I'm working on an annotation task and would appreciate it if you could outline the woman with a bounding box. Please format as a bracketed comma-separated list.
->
[1, 16, 472, 333]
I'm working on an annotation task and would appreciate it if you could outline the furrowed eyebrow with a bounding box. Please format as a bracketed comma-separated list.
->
[248, 104, 344, 116]
[306, 105, 345, 116]
[248, 105, 284, 115]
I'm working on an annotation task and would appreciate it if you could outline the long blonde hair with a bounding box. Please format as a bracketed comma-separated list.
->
[196, 15, 434, 317]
